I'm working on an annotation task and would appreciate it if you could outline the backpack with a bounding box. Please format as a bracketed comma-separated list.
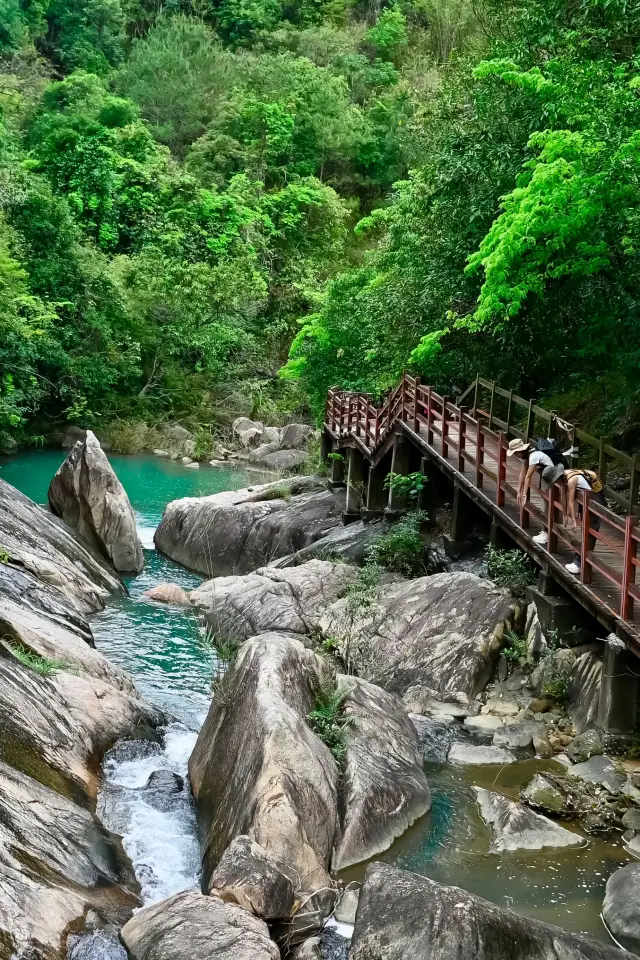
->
[534, 437, 568, 468]
[567, 469, 604, 494]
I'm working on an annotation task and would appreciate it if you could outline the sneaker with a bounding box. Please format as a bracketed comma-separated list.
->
[533, 531, 548, 545]
[565, 562, 580, 575]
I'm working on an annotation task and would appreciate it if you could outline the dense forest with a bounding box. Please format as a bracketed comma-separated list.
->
[0, 0, 639, 451]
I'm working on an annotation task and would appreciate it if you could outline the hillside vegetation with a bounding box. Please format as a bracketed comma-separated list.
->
[0, 0, 639, 449]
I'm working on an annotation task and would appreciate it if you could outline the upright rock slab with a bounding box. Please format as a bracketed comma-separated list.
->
[154, 478, 342, 576]
[602, 863, 640, 954]
[349, 863, 633, 960]
[49, 430, 144, 573]
[122, 890, 280, 960]
[320, 572, 515, 699]
[332, 676, 430, 871]
[189, 633, 338, 925]
[0, 760, 139, 959]
[190, 560, 358, 641]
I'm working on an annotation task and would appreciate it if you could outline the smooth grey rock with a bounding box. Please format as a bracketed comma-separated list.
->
[566, 728, 603, 764]
[0, 760, 139, 958]
[532, 733, 554, 759]
[49, 431, 144, 573]
[209, 835, 295, 920]
[447, 743, 515, 765]
[320, 572, 515, 699]
[332, 675, 430, 871]
[521, 774, 566, 814]
[189, 633, 337, 933]
[190, 560, 358, 641]
[335, 888, 359, 925]
[164, 423, 192, 441]
[143, 583, 191, 605]
[280, 423, 314, 449]
[474, 787, 583, 852]
[232, 417, 264, 448]
[409, 714, 459, 763]
[568, 755, 626, 794]
[626, 835, 640, 857]
[263, 426, 283, 444]
[403, 685, 479, 718]
[0, 478, 122, 613]
[464, 714, 503, 734]
[622, 808, 640, 831]
[481, 699, 519, 717]
[287, 520, 388, 567]
[257, 449, 309, 471]
[493, 721, 540, 750]
[122, 890, 280, 959]
[154, 478, 339, 577]
[250, 441, 281, 461]
[349, 862, 633, 960]
[602, 862, 640, 954]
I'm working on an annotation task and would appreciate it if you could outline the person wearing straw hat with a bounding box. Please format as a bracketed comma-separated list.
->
[507, 437, 565, 546]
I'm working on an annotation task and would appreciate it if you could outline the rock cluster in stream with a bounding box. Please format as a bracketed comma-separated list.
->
[0, 478, 161, 958]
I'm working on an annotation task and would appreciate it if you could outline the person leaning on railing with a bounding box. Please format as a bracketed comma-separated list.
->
[562, 469, 606, 576]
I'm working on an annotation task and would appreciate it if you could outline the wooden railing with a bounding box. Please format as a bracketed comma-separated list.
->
[325, 372, 640, 631]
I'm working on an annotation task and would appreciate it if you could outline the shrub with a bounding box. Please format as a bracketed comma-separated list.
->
[384, 471, 427, 506]
[501, 626, 529, 668]
[486, 545, 537, 596]
[366, 512, 427, 577]
[306, 678, 354, 764]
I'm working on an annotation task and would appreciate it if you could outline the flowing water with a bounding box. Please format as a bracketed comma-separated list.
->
[0, 450, 633, 941]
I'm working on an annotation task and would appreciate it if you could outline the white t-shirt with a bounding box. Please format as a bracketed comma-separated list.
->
[529, 451, 553, 469]
[573, 474, 591, 490]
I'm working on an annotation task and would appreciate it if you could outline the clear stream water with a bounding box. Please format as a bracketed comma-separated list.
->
[0, 451, 632, 941]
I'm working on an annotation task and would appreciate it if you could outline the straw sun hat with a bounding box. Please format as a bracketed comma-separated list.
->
[507, 438, 531, 457]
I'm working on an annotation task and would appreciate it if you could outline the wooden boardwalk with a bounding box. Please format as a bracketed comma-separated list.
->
[324, 374, 640, 651]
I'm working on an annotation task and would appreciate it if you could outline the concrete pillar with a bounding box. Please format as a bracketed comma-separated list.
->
[344, 447, 365, 522]
[386, 434, 410, 516]
[328, 447, 345, 489]
[598, 635, 639, 734]
[320, 429, 331, 464]
[489, 520, 513, 550]
[450, 484, 476, 542]
[362, 462, 387, 521]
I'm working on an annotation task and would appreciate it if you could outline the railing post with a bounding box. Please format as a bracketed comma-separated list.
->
[580, 490, 592, 585]
[630, 453, 639, 515]
[413, 377, 421, 433]
[621, 515, 637, 620]
[442, 396, 450, 458]
[497, 431, 506, 507]
[505, 390, 513, 438]
[364, 400, 370, 448]
[400, 371, 406, 423]
[488, 381, 496, 430]
[458, 407, 467, 472]
[525, 398, 535, 441]
[598, 436, 608, 493]
[547, 479, 558, 554]
[476, 426, 484, 490]
[427, 386, 433, 446]
[471, 374, 479, 418]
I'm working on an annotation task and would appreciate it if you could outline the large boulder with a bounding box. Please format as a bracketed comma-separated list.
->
[280, 423, 315, 450]
[275, 520, 389, 568]
[209, 835, 296, 920]
[189, 633, 338, 927]
[232, 417, 265, 448]
[0, 650, 158, 805]
[602, 863, 640, 954]
[473, 788, 584, 853]
[0, 478, 122, 613]
[154, 478, 342, 577]
[190, 560, 358, 641]
[48, 431, 144, 573]
[0, 759, 139, 959]
[567, 652, 602, 734]
[122, 890, 280, 960]
[332, 675, 430, 871]
[349, 863, 633, 960]
[319, 572, 515, 699]
[254, 449, 308, 472]
[143, 583, 191, 606]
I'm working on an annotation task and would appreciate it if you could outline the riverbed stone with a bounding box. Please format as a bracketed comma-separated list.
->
[567, 651, 603, 734]
[521, 774, 567, 814]
[474, 787, 583, 853]
[67, 930, 128, 960]
[144, 583, 191, 605]
[0, 759, 140, 959]
[464, 714, 504, 734]
[154, 478, 340, 576]
[402, 686, 479, 718]
[0, 478, 122, 613]
[602, 863, 640, 953]
[48, 430, 144, 573]
[257, 449, 309, 471]
[232, 417, 265, 448]
[568, 755, 626, 794]
[626, 835, 640, 856]
[622, 808, 640, 831]
[332, 675, 431, 871]
[481, 698, 520, 717]
[209, 835, 296, 920]
[189, 632, 338, 935]
[566, 728, 603, 764]
[447, 743, 516, 765]
[283, 520, 388, 567]
[122, 890, 280, 960]
[409, 714, 459, 763]
[190, 560, 358, 641]
[493, 721, 540, 750]
[335, 888, 360, 925]
[319, 572, 515, 699]
[349, 862, 633, 960]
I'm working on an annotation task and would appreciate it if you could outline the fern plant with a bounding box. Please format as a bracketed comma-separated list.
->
[307, 679, 354, 764]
